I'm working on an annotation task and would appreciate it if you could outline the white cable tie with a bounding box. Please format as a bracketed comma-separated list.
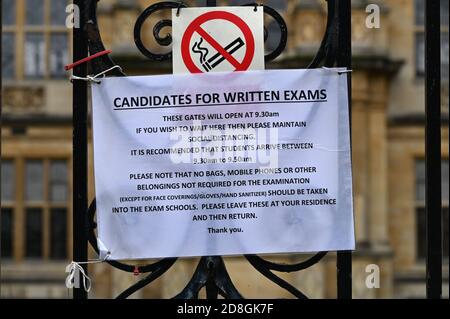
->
[65, 253, 111, 292]
[70, 65, 122, 84]
[321, 66, 353, 75]
[65, 262, 92, 292]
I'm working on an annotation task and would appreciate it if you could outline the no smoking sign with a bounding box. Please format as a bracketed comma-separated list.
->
[172, 7, 265, 74]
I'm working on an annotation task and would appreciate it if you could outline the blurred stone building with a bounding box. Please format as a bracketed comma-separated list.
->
[1, 0, 448, 298]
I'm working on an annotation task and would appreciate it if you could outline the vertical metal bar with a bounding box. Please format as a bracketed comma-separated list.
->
[336, 0, 352, 300]
[205, 280, 218, 299]
[205, 258, 218, 299]
[73, 0, 88, 299]
[204, 0, 218, 300]
[425, 0, 442, 299]
[0, 0, 3, 297]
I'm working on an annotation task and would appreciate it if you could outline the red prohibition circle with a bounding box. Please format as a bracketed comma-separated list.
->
[181, 11, 255, 73]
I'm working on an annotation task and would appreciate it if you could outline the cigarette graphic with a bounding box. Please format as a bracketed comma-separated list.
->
[192, 37, 245, 72]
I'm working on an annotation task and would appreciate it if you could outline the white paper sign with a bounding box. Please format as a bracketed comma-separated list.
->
[172, 7, 264, 74]
[92, 69, 355, 260]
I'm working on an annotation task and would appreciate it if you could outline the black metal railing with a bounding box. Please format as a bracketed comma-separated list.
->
[425, 0, 442, 299]
[70, 0, 443, 299]
[73, 0, 351, 300]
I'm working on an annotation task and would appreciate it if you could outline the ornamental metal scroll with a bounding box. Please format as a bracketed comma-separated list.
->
[83, 0, 343, 299]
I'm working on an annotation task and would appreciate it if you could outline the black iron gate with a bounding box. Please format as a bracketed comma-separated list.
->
[71, 0, 442, 299]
